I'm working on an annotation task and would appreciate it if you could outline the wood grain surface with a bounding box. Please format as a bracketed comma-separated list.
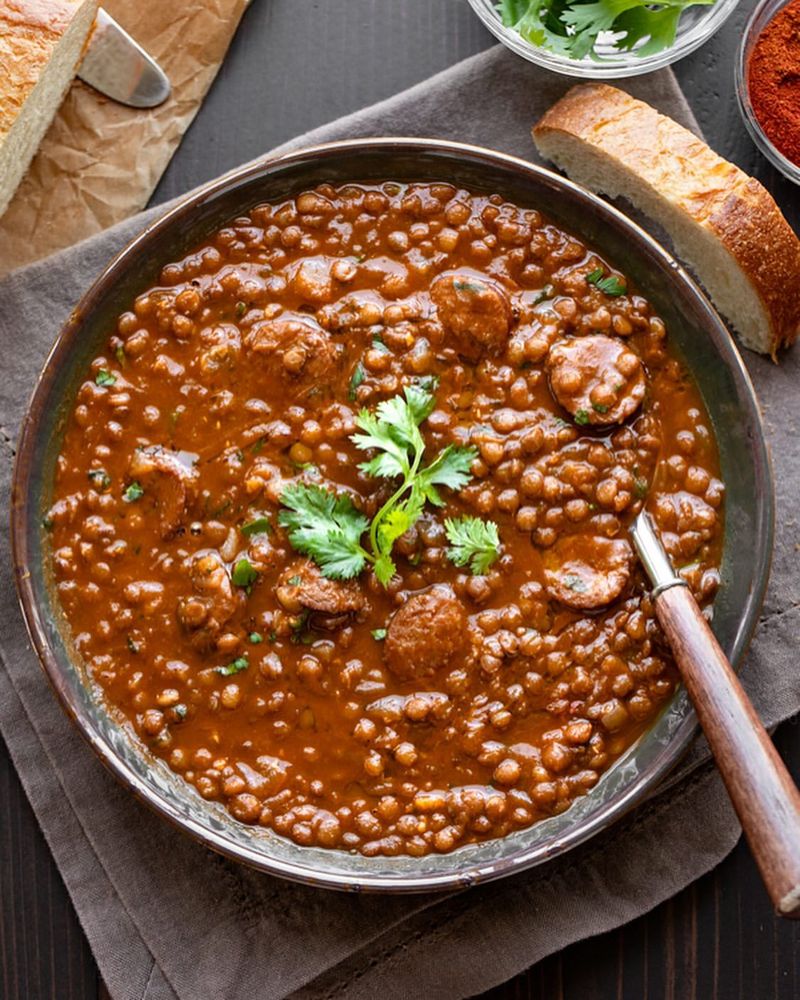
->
[655, 585, 800, 919]
[3, 0, 800, 996]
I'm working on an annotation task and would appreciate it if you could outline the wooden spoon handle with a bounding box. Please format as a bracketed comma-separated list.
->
[656, 585, 800, 918]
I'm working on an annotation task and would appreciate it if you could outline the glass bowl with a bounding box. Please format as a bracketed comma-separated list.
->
[467, 0, 741, 78]
[735, 0, 800, 186]
[12, 138, 773, 892]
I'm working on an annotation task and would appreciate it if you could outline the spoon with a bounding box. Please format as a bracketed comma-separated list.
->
[631, 511, 800, 918]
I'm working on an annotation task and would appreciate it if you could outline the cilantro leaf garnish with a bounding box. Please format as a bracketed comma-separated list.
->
[122, 481, 144, 503]
[348, 361, 366, 401]
[240, 516, 271, 537]
[217, 656, 248, 676]
[371, 628, 387, 640]
[279, 483, 371, 581]
[575, 409, 591, 426]
[95, 369, 116, 387]
[586, 267, 627, 297]
[416, 444, 476, 506]
[351, 383, 436, 480]
[231, 557, 259, 590]
[444, 516, 501, 575]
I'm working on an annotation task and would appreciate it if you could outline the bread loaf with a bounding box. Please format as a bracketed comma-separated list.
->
[0, 0, 99, 219]
[533, 84, 800, 358]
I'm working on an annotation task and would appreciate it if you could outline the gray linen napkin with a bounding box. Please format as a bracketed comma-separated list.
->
[1, 46, 799, 1000]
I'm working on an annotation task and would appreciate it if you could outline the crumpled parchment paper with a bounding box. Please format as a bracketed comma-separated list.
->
[0, 0, 250, 277]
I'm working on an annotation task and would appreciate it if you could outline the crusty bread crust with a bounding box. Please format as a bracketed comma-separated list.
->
[533, 83, 800, 357]
[0, 0, 97, 218]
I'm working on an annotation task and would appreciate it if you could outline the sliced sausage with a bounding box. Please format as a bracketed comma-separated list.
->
[275, 560, 368, 630]
[176, 550, 238, 650]
[127, 445, 198, 538]
[546, 335, 646, 427]
[245, 314, 339, 382]
[384, 584, 467, 680]
[431, 271, 512, 356]
[542, 534, 634, 610]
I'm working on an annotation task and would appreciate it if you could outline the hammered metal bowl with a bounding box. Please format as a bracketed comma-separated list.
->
[12, 138, 773, 891]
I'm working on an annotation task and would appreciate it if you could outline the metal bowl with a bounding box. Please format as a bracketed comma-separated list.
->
[11, 138, 773, 892]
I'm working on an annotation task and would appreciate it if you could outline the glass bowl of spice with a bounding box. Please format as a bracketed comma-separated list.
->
[736, 0, 800, 185]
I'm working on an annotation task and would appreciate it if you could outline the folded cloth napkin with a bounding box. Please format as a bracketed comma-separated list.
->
[1, 45, 799, 1000]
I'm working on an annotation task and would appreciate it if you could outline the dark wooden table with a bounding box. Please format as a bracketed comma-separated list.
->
[2, 1, 799, 997]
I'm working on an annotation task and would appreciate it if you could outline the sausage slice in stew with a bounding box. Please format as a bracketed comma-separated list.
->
[546, 334, 646, 426]
[431, 271, 512, 355]
[542, 535, 635, 610]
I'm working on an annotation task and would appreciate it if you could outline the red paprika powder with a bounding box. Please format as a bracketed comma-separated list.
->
[747, 0, 800, 166]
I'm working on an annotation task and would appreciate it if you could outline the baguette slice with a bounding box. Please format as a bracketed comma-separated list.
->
[0, 0, 99, 219]
[533, 83, 800, 358]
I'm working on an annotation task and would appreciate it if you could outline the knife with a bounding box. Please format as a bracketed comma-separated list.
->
[77, 8, 171, 109]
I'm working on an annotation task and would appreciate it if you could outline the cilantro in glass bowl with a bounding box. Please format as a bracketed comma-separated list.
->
[467, 0, 740, 77]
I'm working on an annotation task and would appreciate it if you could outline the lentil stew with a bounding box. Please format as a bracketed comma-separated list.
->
[45, 180, 725, 859]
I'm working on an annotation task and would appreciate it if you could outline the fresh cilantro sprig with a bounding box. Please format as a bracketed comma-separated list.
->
[497, 0, 714, 61]
[444, 516, 501, 576]
[351, 384, 476, 585]
[279, 384, 478, 587]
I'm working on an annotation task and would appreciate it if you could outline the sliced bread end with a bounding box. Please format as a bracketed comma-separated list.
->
[0, 0, 99, 219]
[533, 83, 800, 359]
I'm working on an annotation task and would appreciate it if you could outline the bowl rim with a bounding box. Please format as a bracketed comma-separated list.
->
[466, 0, 743, 79]
[10, 136, 774, 892]
[735, 0, 800, 186]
